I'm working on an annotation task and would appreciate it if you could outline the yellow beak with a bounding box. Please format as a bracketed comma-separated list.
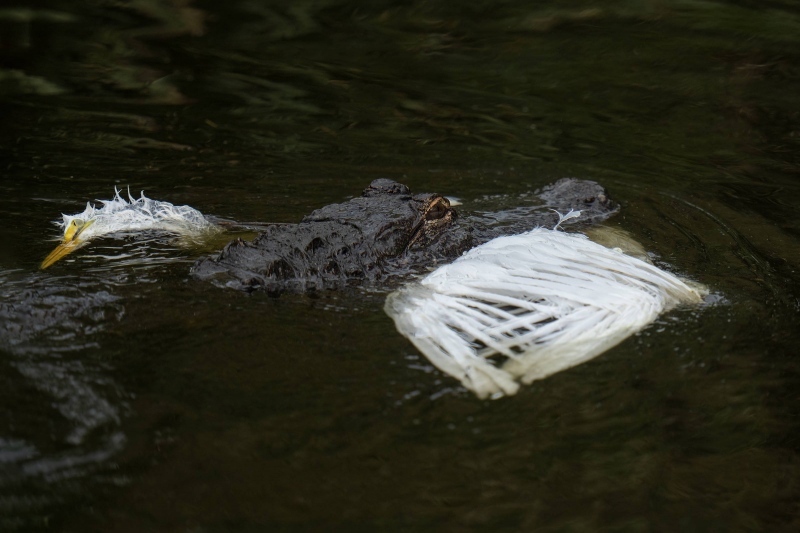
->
[40, 241, 82, 269]
[40, 219, 95, 270]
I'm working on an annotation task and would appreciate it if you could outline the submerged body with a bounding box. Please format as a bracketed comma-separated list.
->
[192, 178, 618, 292]
[41, 189, 220, 269]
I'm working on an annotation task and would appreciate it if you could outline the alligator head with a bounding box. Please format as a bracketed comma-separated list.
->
[191, 179, 471, 293]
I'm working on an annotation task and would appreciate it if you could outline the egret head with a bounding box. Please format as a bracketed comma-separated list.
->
[40, 189, 218, 270]
[41, 218, 96, 269]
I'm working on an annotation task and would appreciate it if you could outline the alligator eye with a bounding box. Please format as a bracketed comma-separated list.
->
[425, 199, 450, 221]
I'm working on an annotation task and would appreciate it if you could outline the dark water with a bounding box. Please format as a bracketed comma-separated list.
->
[2, 0, 800, 531]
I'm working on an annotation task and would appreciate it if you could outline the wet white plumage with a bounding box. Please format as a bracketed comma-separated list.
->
[56, 188, 216, 241]
[385, 227, 706, 399]
[42, 189, 220, 268]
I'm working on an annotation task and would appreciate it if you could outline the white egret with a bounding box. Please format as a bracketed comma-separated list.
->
[41, 189, 220, 269]
[385, 224, 707, 399]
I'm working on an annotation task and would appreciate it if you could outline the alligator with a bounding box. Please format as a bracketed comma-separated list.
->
[190, 178, 618, 293]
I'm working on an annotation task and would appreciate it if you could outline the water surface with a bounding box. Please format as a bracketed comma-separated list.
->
[2, 1, 800, 531]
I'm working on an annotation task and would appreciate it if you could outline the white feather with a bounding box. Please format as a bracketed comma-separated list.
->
[385, 228, 705, 399]
[56, 188, 218, 242]
[41, 188, 222, 268]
